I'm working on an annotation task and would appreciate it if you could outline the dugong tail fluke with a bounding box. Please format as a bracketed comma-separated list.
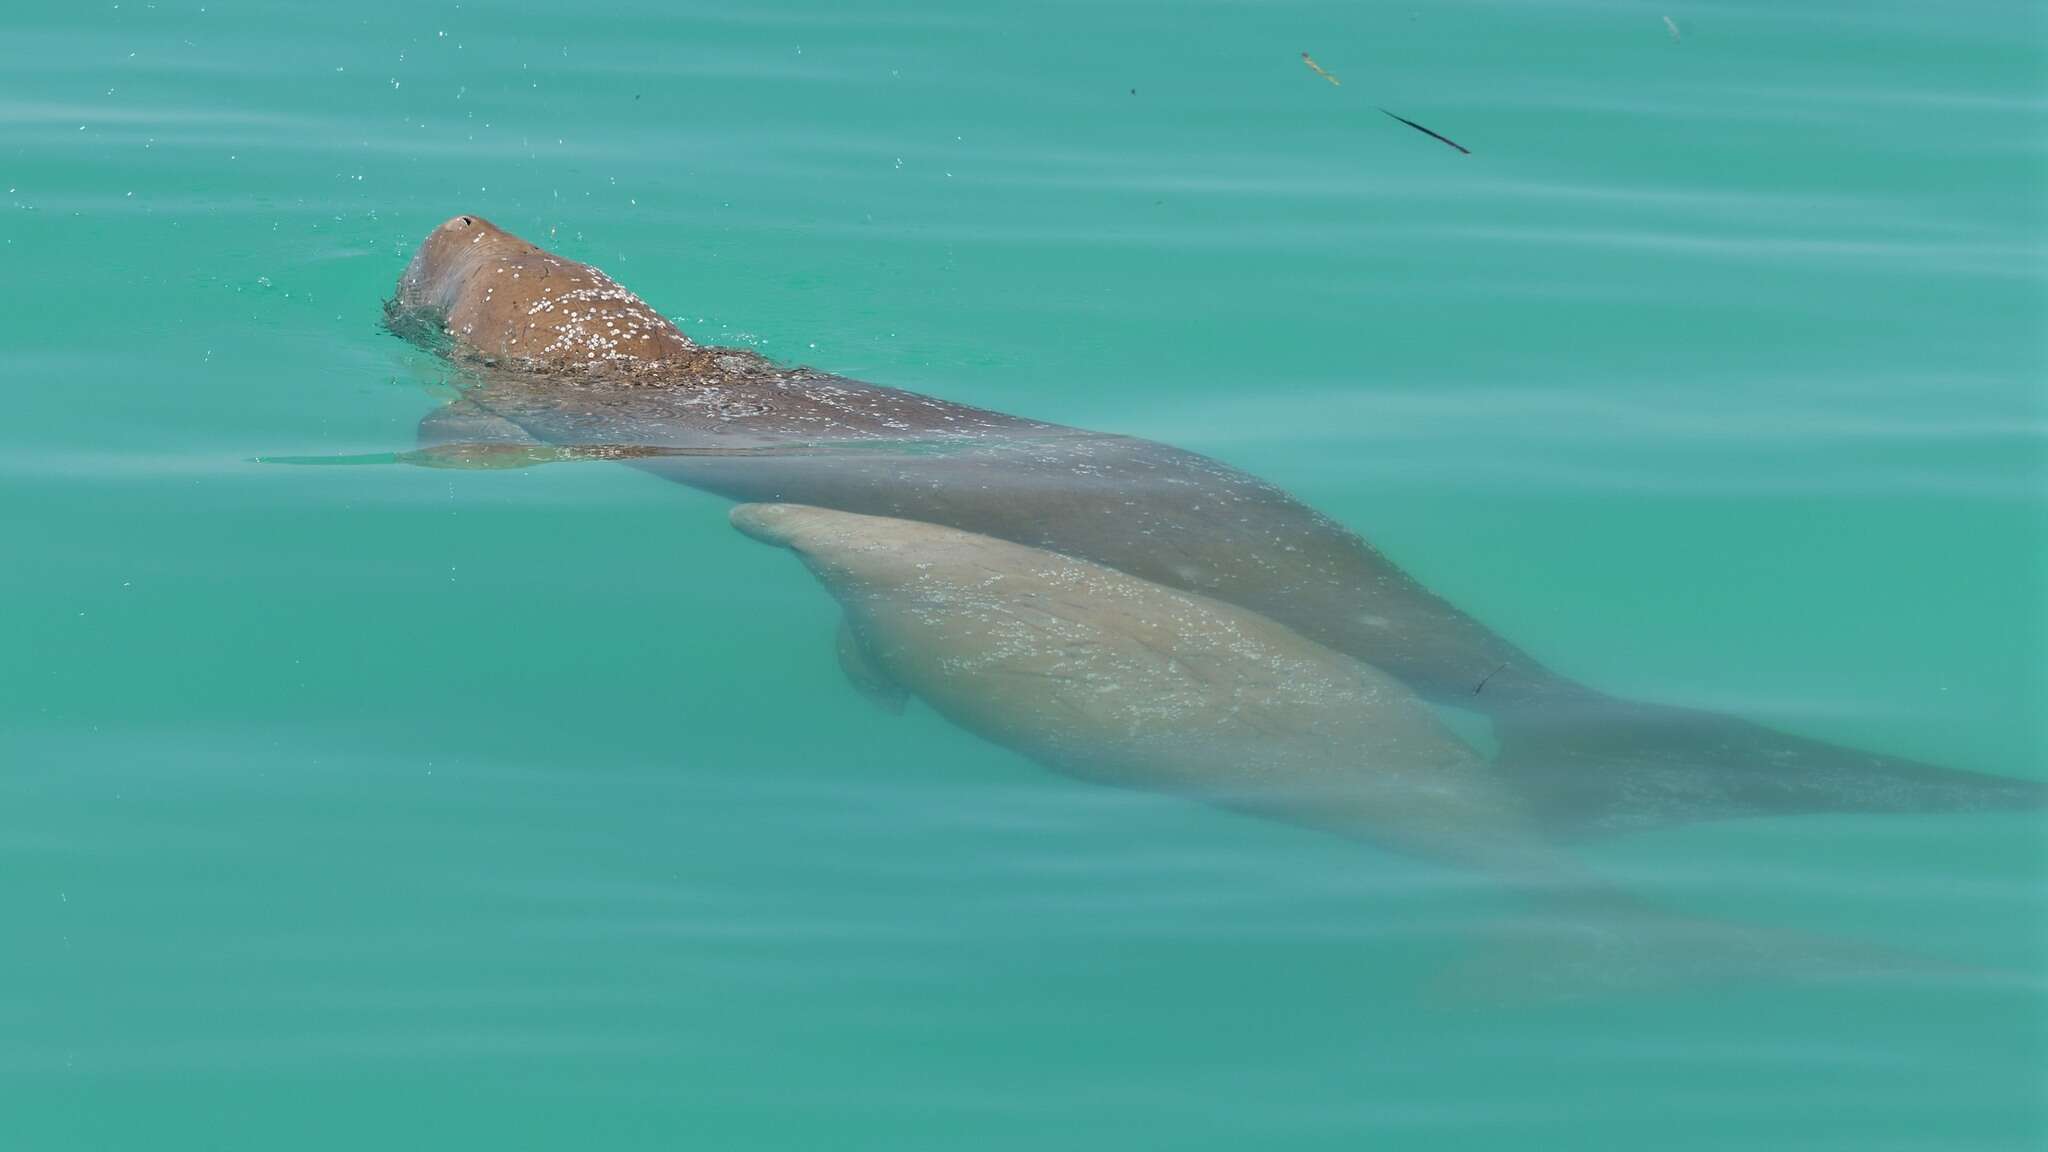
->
[1493, 700, 2046, 839]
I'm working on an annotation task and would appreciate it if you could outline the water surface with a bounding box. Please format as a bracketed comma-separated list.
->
[4, 0, 2044, 1147]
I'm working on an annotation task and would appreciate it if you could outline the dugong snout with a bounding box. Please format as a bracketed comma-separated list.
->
[394, 213, 507, 311]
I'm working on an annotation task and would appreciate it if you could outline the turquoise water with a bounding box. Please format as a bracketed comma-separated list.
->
[5, 0, 2045, 1146]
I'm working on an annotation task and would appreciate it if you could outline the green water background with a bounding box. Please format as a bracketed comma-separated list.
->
[3, 0, 2044, 1146]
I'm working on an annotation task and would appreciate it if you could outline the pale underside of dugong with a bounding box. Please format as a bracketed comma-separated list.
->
[730, 502, 1562, 875]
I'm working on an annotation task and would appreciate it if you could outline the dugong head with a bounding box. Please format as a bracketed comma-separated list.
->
[387, 214, 701, 373]
[392, 214, 530, 315]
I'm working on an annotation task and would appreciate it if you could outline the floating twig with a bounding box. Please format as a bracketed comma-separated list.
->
[1379, 107, 1471, 155]
[1301, 52, 1341, 87]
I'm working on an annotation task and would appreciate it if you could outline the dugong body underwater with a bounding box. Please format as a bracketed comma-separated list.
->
[730, 502, 1550, 874]
[386, 214, 2043, 835]
[730, 504, 1960, 991]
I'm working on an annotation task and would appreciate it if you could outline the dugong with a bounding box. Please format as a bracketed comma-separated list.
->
[387, 215, 2044, 835]
[731, 503, 1956, 993]
[731, 502, 1564, 876]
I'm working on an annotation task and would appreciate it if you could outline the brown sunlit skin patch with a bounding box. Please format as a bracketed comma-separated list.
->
[390, 214, 717, 377]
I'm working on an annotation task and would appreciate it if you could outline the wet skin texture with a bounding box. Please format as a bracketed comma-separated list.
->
[390, 215, 2043, 836]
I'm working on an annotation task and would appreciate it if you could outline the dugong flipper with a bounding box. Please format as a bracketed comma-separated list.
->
[731, 502, 1560, 874]
[836, 617, 908, 714]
